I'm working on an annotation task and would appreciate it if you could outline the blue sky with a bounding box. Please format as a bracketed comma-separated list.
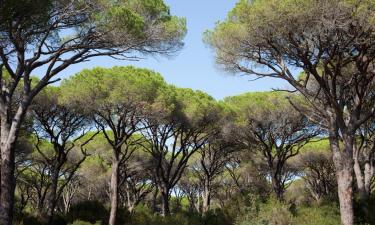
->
[53, 0, 288, 100]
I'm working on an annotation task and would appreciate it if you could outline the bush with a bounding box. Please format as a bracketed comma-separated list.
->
[354, 195, 375, 225]
[293, 204, 340, 225]
[68, 220, 100, 225]
[66, 201, 107, 225]
[19, 216, 44, 225]
[125, 205, 232, 225]
[235, 199, 341, 225]
[236, 199, 293, 225]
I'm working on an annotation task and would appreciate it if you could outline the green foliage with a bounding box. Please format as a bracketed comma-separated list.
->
[223, 91, 300, 124]
[126, 207, 231, 225]
[68, 220, 100, 225]
[235, 199, 340, 225]
[299, 139, 330, 153]
[292, 204, 341, 225]
[61, 66, 167, 110]
[93, 0, 186, 42]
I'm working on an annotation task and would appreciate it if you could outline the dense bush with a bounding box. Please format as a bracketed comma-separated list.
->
[235, 199, 340, 225]
[124, 204, 231, 225]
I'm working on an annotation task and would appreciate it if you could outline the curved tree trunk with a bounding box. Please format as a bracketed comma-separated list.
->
[108, 157, 120, 225]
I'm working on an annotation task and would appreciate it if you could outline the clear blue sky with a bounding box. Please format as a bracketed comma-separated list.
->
[53, 0, 289, 100]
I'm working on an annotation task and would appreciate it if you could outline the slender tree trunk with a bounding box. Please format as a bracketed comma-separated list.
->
[0, 121, 16, 225]
[160, 186, 170, 217]
[364, 162, 373, 195]
[108, 157, 120, 225]
[47, 166, 60, 225]
[152, 187, 159, 213]
[202, 180, 211, 215]
[353, 157, 367, 201]
[330, 134, 354, 225]
[196, 190, 201, 213]
[271, 173, 284, 201]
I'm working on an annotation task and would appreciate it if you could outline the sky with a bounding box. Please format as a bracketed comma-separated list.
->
[52, 0, 289, 100]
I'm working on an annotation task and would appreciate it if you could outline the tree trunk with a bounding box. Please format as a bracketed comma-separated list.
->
[330, 134, 354, 225]
[202, 180, 211, 215]
[271, 174, 284, 201]
[196, 191, 201, 213]
[353, 156, 367, 201]
[336, 165, 354, 225]
[108, 157, 120, 225]
[0, 122, 16, 225]
[160, 187, 170, 217]
[47, 166, 60, 225]
[152, 187, 159, 213]
[364, 162, 373, 195]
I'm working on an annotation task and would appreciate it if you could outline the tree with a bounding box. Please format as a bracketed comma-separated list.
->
[61, 66, 167, 225]
[296, 141, 337, 203]
[205, 1, 375, 224]
[140, 86, 221, 216]
[224, 92, 317, 200]
[118, 150, 154, 213]
[0, 0, 186, 223]
[30, 87, 96, 224]
[193, 129, 236, 214]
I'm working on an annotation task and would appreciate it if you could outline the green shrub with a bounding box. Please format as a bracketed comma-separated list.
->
[293, 204, 340, 225]
[236, 199, 340, 225]
[236, 199, 293, 225]
[68, 220, 100, 225]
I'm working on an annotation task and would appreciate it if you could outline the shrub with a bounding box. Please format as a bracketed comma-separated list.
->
[236, 199, 340, 225]
[293, 204, 340, 225]
[68, 220, 100, 225]
[66, 201, 107, 224]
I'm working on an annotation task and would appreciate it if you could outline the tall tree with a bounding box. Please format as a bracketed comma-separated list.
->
[30, 87, 96, 224]
[141, 87, 221, 216]
[193, 130, 235, 214]
[61, 66, 167, 225]
[224, 92, 317, 200]
[205, 1, 375, 224]
[0, 0, 186, 223]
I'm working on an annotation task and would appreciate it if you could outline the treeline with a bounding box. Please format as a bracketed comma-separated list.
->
[14, 66, 358, 225]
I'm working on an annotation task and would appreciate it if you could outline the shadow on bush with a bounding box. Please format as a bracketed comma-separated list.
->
[354, 194, 375, 225]
[66, 200, 107, 225]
